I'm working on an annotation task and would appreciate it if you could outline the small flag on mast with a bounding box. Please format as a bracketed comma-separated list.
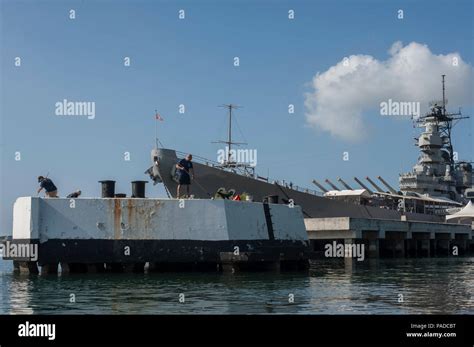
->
[155, 111, 164, 121]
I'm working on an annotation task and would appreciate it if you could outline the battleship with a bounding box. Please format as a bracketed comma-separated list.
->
[146, 76, 471, 222]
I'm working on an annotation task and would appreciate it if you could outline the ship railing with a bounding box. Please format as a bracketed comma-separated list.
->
[176, 150, 254, 176]
[175, 150, 323, 197]
[176, 150, 222, 167]
[286, 184, 323, 196]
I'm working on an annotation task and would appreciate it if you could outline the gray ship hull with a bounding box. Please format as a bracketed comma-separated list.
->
[154, 148, 443, 222]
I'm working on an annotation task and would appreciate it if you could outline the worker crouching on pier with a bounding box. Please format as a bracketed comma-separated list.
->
[37, 176, 58, 197]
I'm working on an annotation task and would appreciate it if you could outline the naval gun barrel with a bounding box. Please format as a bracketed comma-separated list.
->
[337, 177, 353, 190]
[353, 177, 373, 194]
[325, 179, 340, 191]
[312, 180, 329, 193]
[365, 177, 384, 193]
[377, 176, 397, 194]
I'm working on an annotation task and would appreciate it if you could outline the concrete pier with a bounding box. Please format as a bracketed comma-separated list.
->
[3, 197, 310, 273]
[305, 217, 473, 259]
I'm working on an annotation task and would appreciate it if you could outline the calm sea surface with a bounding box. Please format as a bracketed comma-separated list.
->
[1, 258, 473, 314]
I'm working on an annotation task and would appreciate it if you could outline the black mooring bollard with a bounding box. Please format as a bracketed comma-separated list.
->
[99, 180, 116, 198]
[131, 181, 148, 198]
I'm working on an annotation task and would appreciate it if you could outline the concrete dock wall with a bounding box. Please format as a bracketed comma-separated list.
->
[13, 197, 307, 242]
[8, 197, 309, 272]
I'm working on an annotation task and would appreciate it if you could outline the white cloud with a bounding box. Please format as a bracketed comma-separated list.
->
[304, 41, 474, 142]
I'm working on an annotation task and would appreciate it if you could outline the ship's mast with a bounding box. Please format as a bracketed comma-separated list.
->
[439, 75, 468, 170]
[214, 104, 246, 165]
[442, 74, 446, 115]
[155, 109, 159, 149]
[226, 104, 235, 162]
[211, 104, 255, 176]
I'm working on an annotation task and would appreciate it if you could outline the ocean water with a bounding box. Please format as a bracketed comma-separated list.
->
[0, 258, 473, 314]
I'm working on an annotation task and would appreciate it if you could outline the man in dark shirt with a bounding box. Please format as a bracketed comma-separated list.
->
[37, 176, 58, 197]
[176, 154, 194, 198]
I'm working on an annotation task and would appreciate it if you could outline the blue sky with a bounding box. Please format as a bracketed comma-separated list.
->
[1, 0, 473, 234]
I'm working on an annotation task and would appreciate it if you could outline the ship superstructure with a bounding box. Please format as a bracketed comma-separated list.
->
[399, 75, 472, 202]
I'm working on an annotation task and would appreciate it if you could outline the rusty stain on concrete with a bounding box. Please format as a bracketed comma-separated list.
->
[114, 199, 121, 240]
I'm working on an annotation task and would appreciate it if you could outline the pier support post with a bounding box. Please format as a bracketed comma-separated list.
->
[381, 232, 405, 258]
[123, 263, 145, 273]
[343, 238, 356, 270]
[419, 240, 431, 257]
[221, 263, 237, 273]
[60, 262, 70, 274]
[412, 233, 431, 257]
[405, 239, 417, 258]
[40, 263, 58, 275]
[394, 239, 405, 258]
[362, 231, 379, 258]
[13, 261, 39, 274]
[344, 256, 355, 271]
[435, 238, 450, 256]
[368, 239, 379, 258]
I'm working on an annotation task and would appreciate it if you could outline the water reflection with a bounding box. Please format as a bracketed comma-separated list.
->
[0, 258, 473, 314]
